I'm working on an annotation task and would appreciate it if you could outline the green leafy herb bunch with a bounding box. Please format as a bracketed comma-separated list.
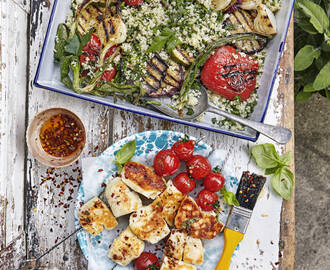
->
[294, 0, 330, 102]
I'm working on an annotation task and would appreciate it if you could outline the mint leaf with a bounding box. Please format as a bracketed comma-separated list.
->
[221, 186, 239, 206]
[296, 91, 313, 102]
[294, 45, 320, 71]
[298, 0, 329, 34]
[271, 167, 294, 200]
[313, 61, 330, 90]
[251, 143, 281, 169]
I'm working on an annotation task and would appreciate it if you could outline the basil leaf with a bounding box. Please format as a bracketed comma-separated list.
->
[251, 143, 281, 169]
[313, 60, 330, 90]
[326, 90, 330, 102]
[271, 167, 294, 200]
[221, 186, 239, 206]
[265, 167, 278, 175]
[296, 91, 313, 102]
[303, 82, 318, 92]
[147, 28, 174, 53]
[297, 20, 318, 35]
[294, 45, 320, 71]
[166, 35, 181, 53]
[298, 0, 329, 34]
[114, 140, 136, 172]
[279, 151, 292, 166]
[64, 33, 81, 55]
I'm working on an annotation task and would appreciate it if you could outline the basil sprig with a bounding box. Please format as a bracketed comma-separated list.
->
[251, 143, 294, 200]
[114, 140, 136, 173]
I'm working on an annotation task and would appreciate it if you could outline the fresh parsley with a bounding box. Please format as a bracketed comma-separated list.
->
[181, 218, 199, 230]
[251, 143, 294, 200]
[147, 28, 180, 53]
[113, 140, 136, 173]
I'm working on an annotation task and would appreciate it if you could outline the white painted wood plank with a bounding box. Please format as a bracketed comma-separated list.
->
[25, 0, 113, 268]
[0, 0, 28, 248]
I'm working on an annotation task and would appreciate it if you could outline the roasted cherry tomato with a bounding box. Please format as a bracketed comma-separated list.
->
[171, 138, 195, 161]
[204, 171, 225, 192]
[82, 34, 102, 53]
[196, 189, 218, 211]
[101, 68, 117, 82]
[135, 252, 160, 270]
[186, 155, 211, 180]
[173, 172, 196, 194]
[153, 149, 180, 177]
[201, 46, 259, 101]
[124, 0, 144, 6]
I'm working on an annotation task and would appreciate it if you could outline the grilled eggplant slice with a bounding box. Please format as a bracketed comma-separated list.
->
[171, 47, 194, 66]
[227, 9, 267, 54]
[143, 55, 184, 97]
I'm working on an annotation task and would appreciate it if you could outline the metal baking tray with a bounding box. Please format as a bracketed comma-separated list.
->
[34, 0, 294, 142]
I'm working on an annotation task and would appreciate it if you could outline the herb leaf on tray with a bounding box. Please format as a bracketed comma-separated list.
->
[220, 186, 239, 206]
[114, 139, 136, 173]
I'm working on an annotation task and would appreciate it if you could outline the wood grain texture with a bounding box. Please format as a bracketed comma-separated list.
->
[278, 18, 295, 270]
[24, 0, 113, 268]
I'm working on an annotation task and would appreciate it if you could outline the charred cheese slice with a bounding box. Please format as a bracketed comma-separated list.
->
[129, 205, 170, 244]
[122, 161, 166, 199]
[164, 230, 186, 261]
[105, 177, 142, 217]
[174, 196, 223, 240]
[152, 180, 185, 226]
[160, 256, 196, 270]
[183, 236, 204, 265]
[108, 226, 144, 266]
[78, 196, 118, 236]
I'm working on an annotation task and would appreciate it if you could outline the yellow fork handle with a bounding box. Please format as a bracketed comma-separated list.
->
[215, 228, 244, 270]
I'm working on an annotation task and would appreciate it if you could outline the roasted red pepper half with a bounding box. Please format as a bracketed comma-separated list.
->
[201, 46, 259, 101]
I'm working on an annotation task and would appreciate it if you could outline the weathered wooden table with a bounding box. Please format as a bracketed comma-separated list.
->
[0, 1, 295, 269]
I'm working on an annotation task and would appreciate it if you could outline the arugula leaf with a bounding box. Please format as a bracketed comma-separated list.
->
[271, 167, 294, 200]
[220, 186, 239, 206]
[114, 140, 136, 173]
[251, 143, 281, 169]
[294, 45, 320, 71]
[296, 91, 313, 102]
[298, 0, 329, 34]
[313, 60, 330, 90]
[64, 33, 80, 55]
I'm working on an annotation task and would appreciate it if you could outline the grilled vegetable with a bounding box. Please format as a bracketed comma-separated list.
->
[227, 9, 267, 54]
[240, 0, 261, 10]
[54, 23, 69, 62]
[96, 15, 127, 46]
[143, 54, 184, 97]
[171, 47, 194, 66]
[179, 33, 268, 103]
[254, 4, 277, 36]
[212, 0, 233, 11]
[76, 2, 106, 35]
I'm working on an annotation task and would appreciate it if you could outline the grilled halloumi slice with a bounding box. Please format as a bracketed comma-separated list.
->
[174, 196, 223, 240]
[129, 205, 170, 244]
[105, 177, 142, 217]
[228, 9, 267, 53]
[121, 161, 166, 199]
[78, 196, 118, 236]
[108, 226, 144, 266]
[183, 236, 204, 265]
[164, 230, 186, 261]
[152, 180, 185, 226]
[160, 256, 196, 270]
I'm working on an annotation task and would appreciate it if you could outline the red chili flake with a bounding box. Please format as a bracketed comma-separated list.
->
[98, 169, 104, 172]
[39, 113, 84, 157]
[101, 182, 106, 188]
